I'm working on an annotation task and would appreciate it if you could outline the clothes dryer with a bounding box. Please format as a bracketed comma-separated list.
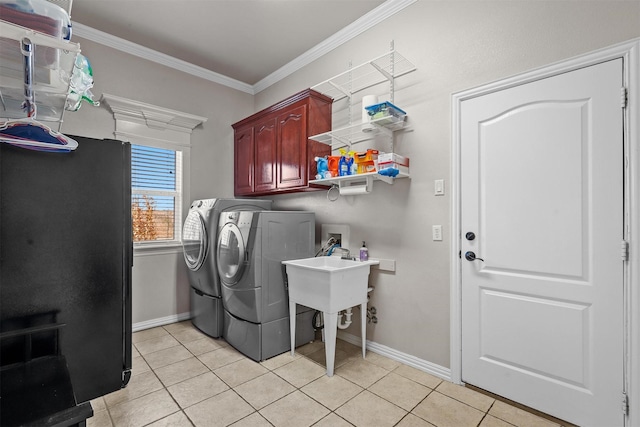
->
[217, 210, 316, 361]
[182, 198, 271, 337]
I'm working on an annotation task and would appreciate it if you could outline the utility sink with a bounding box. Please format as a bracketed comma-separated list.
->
[283, 256, 379, 376]
[283, 256, 379, 313]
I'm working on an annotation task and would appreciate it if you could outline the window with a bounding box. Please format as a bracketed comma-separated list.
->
[101, 93, 207, 250]
[131, 145, 182, 242]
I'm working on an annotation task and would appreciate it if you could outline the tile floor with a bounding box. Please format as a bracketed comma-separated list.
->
[87, 321, 569, 427]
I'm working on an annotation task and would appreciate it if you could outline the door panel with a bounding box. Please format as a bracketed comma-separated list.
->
[461, 59, 623, 426]
[277, 105, 307, 189]
[234, 127, 254, 195]
[255, 117, 277, 193]
[480, 101, 588, 278]
[480, 290, 589, 386]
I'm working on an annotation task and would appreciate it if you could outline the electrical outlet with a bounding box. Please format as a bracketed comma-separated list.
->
[433, 225, 443, 241]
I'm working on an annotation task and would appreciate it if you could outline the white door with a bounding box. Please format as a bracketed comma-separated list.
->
[460, 59, 624, 426]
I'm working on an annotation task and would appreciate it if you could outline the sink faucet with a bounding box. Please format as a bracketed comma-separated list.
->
[331, 247, 352, 260]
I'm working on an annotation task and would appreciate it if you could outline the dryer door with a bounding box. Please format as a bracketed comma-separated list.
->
[182, 210, 207, 271]
[217, 222, 246, 285]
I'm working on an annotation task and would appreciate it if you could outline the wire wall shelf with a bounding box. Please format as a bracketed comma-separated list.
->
[311, 50, 416, 103]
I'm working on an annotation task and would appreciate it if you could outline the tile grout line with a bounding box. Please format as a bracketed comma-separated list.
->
[149, 326, 234, 426]
[150, 352, 195, 427]
[159, 341, 422, 426]
[126, 334, 411, 426]
[100, 323, 559, 427]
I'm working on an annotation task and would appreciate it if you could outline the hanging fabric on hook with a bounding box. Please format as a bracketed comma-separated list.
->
[66, 54, 100, 111]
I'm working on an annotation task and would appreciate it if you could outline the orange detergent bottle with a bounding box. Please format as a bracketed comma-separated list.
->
[327, 156, 340, 177]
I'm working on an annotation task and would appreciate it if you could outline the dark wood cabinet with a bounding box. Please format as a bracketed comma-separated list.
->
[233, 126, 255, 195]
[254, 116, 277, 193]
[232, 89, 332, 196]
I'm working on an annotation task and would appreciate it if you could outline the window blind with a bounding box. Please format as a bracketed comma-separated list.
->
[132, 145, 175, 189]
[131, 144, 182, 242]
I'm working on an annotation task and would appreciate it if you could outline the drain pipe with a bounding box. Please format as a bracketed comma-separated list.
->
[337, 308, 353, 329]
[337, 286, 375, 329]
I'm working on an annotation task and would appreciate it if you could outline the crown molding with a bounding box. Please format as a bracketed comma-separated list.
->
[72, 23, 255, 94]
[252, 0, 417, 93]
[71, 0, 416, 95]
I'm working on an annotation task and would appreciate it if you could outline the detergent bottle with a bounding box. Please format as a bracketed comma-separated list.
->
[339, 156, 348, 176]
[327, 156, 340, 177]
[314, 156, 328, 179]
[339, 149, 354, 176]
[347, 150, 357, 175]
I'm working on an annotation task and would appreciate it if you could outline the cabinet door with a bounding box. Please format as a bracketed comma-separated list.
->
[234, 126, 254, 196]
[277, 105, 307, 189]
[254, 116, 278, 193]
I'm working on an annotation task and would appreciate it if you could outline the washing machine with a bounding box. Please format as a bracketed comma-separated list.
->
[217, 210, 316, 361]
[182, 198, 272, 338]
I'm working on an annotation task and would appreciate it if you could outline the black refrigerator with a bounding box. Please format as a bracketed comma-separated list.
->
[0, 136, 132, 425]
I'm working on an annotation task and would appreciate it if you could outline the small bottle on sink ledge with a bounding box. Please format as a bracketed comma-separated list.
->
[359, 241, 368, 261]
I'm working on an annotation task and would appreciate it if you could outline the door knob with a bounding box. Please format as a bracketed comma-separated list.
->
[465, 251, 484, 262]
[465, 232, 476, 241]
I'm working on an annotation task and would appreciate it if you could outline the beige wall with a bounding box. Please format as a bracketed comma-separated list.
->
[60, 39, 254, 325]
[257, 1, 640, 368]
[60, 1, 640, 367]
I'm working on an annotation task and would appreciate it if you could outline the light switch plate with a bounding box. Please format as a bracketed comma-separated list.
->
[435, 179, 445, 196]
[433, 225, 443, 241]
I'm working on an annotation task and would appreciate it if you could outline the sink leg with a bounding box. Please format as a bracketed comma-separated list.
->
[289, 301, 297, 357]
[360, 302, 367, 358]
[324, 311, 338, 376]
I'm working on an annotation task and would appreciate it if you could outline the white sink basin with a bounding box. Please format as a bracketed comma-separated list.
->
[282, 256, 379, 314]
[283, 256, 379, 376]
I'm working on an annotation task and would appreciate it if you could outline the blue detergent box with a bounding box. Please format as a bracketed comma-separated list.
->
[364, 101, 407, 125]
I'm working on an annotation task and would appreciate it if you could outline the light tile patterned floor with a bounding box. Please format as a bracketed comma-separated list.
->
[87, 321, 569, 427]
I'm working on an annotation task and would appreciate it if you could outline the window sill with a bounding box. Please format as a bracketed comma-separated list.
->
[134, 241, 184, 257]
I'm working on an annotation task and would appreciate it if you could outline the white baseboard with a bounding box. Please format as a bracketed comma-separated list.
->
[132, 312, 191, 332]
[132, 314, 451, 382]
[337, 330, 452, 381]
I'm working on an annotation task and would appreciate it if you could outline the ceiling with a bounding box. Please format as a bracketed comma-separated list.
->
[69, 0, 394, 90]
